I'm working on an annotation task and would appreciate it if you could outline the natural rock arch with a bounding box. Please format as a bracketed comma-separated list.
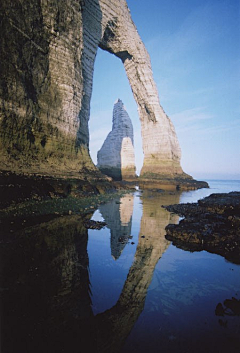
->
[84, 0, 188, 180]
[0, 0, 191, 182]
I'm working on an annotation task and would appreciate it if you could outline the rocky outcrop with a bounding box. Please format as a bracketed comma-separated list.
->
[97, 99, 136, 180]
[0, 0, 193, 182]
[164, 192, 240, 264]
[0, 170, 117, 209]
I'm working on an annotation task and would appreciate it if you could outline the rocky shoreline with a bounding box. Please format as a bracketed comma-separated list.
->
[0, 169, 209, 211]
[164, 192, 240, 264]
[0, 170, 137, 209]
[138, 177, 208, 191]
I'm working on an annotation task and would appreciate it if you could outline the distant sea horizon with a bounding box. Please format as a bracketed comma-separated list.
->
[179, 179, 240, 204]
[194, 176, 240, 182]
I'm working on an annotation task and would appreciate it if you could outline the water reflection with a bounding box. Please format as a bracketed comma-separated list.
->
[0, 215, 94, 353]
[1, 188, 239, 353]
[99, 194, 134, 259]
[94, 191, 181, 352]
[0, 191, 181, 352]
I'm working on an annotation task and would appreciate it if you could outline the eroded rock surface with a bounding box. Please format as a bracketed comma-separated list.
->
[97, 99, 136, 180]
[0, 0, 192, 182]
[164, 192, 240, 264]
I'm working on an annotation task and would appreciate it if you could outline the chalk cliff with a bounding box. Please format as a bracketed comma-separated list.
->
[0, 0, 192, 182]
[97, 99, 136, 180]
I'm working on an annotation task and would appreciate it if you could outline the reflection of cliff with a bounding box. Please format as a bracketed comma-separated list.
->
[99, 193, 134, 259]
[1, 192, 181, 353]
[139, 190, 180, 263]
[95, 191, 181, 352]
[0, 215, 95, 353]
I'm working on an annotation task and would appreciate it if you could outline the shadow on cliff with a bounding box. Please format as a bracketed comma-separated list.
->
[97, 135, 136, 181]
[76, 5, 136, 182]
[75, 0, 102, 153]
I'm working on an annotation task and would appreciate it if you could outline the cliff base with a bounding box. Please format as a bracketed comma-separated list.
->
[0, 170, 119, 209]
[139, 173, 208, 191]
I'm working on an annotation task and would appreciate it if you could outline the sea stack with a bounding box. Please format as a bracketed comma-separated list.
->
[97, 99, 136, 180]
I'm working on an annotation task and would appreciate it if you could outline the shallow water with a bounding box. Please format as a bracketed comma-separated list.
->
[1, 180, 240, 352]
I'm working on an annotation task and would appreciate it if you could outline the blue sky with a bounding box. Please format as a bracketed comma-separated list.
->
[89, 0, 240, 180]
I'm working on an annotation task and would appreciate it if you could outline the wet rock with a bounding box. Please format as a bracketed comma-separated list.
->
[83, 220, 107, 230]
[164, 192, 240, 264]
[215, 297, 240, 316]
[224, 297, 240, 315]
[0, 171, 117, 208]
[118, 236, 129, 244]
[215, 303, 225, 316]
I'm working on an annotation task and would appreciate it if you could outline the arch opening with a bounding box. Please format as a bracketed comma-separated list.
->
[89, 48, 143, 178]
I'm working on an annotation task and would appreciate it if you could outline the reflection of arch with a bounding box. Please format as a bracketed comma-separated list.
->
[95, 191, 181, 352]
[1, 192, 181, 352]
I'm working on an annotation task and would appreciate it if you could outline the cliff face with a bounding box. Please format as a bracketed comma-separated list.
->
[0, 0, 189, 181]
[97, 99, 136, 180]
[0, 0, 94, 176]
[98, 1, 184, 180]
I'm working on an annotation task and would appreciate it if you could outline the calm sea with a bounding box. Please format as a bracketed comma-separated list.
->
[1, 180, 239, 352]
[88, 180, 240, 352]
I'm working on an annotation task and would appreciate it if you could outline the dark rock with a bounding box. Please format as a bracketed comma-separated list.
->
[224, 297, 240, 315]
[118, 236, 129, 243]
[218, 319, 228, 328]
[215, 297, 240, 317]
[215, 303, 225, 316]
[0, 171, 117, 208]
[83, 220, 106, 230]
[164, 192, 240, 264]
